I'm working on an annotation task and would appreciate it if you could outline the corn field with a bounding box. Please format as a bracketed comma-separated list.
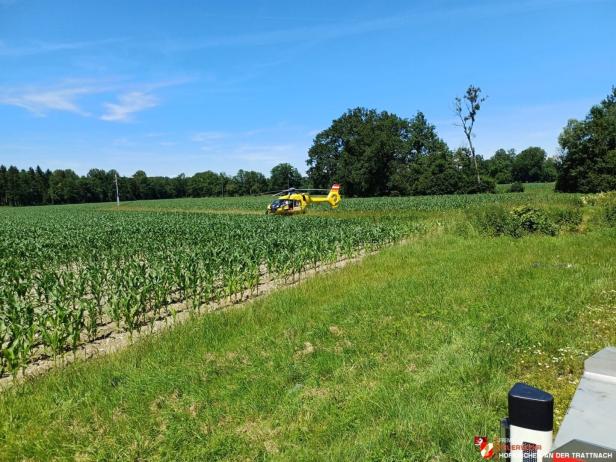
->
[120, 185, 579, 214]
[0, 206, 408, 377]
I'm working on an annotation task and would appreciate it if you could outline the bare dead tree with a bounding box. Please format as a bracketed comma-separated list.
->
[455, 85, 486, 186]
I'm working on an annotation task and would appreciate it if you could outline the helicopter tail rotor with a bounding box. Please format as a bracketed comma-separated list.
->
[327, 184, 341, 208]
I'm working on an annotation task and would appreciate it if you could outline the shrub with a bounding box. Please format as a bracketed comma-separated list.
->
[510, 206, 558, 236]
[473, 206, 513, 237]
[604, 203, 616, 226]
[580, 191, 616, 207]
[551, 207, 583, 231]
[466, 177, 497, 194]
[579, 191, 616, 227]
[472, 205, 559, 237]
[508, 182, 525, 193]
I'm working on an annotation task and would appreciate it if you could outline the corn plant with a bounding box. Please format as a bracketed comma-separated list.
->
[0, 202, 413, 375]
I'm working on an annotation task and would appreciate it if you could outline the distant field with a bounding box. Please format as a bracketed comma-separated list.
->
[106, 182, 574, 215]
[495, 182, 556, 193]
[1, 184, 614, 461]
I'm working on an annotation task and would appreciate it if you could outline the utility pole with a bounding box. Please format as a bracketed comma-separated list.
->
[115, 172, 120, 207]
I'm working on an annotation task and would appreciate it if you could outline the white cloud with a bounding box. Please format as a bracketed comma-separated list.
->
[162, 15, 408, 52]
[160, 1, 596, 53]
[188, 125, 313, 171]
[196, 142, 305, 165]
[0, 38, 124, 57]
[0, 86, 98, 116]
[100, 92, 158, 122]
[231, 143, 298, 162]
[192, 131, 228, 142]
[0, 77, 189, 120]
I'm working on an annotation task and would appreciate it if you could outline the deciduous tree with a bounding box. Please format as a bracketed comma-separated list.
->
[556, 87, 616, 192]
[269, 163, 303, 191]
[455, 85, 486, 187]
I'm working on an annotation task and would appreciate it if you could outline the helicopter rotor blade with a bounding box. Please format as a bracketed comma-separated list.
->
[254, 187, 334, 197]
[252, 190, 288, 196]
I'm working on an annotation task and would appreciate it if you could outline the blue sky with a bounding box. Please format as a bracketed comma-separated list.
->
[1, 0, 615, 177]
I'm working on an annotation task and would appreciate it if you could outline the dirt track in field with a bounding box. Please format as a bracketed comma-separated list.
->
[0, 247, 380, 390]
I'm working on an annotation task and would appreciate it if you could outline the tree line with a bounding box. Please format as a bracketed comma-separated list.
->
[306, 108, 558, 196]
[0, 135, 557, 206]
[1, 86, 614, 206]
[306, 86, 615, 195]
[0, 163, 304, 206]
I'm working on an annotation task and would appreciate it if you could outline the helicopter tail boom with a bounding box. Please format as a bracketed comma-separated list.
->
[310, 184, 341, 208]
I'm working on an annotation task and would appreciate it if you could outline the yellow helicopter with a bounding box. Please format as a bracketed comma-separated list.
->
[266, 184, 341, 215]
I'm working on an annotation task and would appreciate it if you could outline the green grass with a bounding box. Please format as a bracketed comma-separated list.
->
[495, 182, 556, 194]
[1, 228, 614, 461]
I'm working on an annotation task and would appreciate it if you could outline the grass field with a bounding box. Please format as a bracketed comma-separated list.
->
[1, 185, 615, 461]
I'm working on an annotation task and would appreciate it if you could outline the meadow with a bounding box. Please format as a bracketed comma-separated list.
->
[0, 184, 615, 461]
